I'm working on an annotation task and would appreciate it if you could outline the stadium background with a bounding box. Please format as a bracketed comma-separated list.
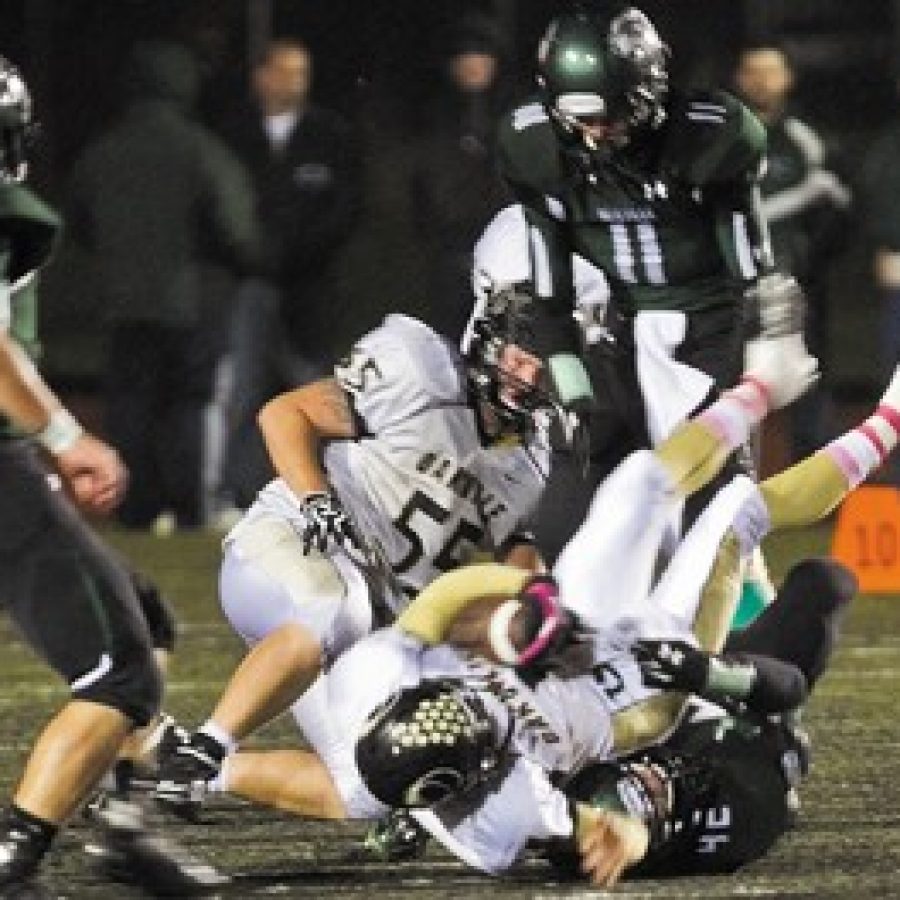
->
[0, 0, 894, 399]
[1, 2, 900, 895]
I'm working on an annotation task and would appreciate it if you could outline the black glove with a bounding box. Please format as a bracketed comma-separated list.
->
[299, 490, 359, 555]
[632, 638, 710, 694]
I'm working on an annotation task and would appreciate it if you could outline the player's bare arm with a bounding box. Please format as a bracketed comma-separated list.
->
[258, 376, 358, 497]
[0, 330, 126, 513]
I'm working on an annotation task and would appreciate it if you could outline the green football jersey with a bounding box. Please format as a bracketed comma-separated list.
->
[497, 89, 767, 319]
[0, 182, 61, 439]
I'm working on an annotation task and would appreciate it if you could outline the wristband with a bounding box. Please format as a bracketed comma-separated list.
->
[36, 408, 84, 455]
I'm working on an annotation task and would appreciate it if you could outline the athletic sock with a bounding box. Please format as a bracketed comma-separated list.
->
[697, 378, 770, 452]
[825, 379, 900, 488]
[196, 721, 236, 760]
[207, 758, 231, 794]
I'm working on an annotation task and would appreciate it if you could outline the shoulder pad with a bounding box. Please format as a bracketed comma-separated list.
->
[661, 89, 766, 186]
[497, 99, 566, 200]
[334, 316, 464, 432]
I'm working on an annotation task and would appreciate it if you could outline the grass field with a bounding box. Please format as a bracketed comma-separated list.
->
[3, 523, 900, 899]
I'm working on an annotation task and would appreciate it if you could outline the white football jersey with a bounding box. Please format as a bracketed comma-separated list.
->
[296, 626, 612, 825]
[246, 315, 548, 613]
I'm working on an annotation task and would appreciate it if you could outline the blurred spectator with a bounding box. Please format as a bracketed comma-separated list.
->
[67, 40, 259, 530]
[733, 37, 851, 460]
[216, 38, 362, 510]
[860, 84, 900, 380]
[860, 81, 900, 484]
[410, 14, 512, 341]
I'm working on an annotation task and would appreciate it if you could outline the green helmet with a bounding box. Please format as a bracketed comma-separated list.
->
[536, 7, 668, 144]
[0, 57, 32, 183]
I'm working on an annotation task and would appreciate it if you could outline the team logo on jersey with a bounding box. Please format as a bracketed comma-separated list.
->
[416, 452, 508, 521]
[464, 654, 561, 748]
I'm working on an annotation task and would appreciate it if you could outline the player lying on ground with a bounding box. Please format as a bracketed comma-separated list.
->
[543, 555, 855, 879]
[154, 345, 899, 887]
[154, 307, 555, 813]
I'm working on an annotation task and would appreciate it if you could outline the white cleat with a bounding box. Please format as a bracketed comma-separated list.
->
[880, 365, 900, 412]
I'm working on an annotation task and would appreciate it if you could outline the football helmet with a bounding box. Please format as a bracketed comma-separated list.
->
[536, 7, 668, 151]
[0, 57, 32, 183]
[462, 205, 553, 436]
[355, 679, 509, 809]
[462, 278, 552, 436]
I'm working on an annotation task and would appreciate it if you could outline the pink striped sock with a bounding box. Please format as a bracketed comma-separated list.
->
[698, 377, 770, 450]
[825, 404, 900, 487]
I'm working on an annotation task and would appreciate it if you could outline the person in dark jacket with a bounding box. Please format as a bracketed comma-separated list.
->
[217, 38, 362, 510]
[411, 14, 512, 342]
[733, 38, 851, 460]
[68, 40, 259, 530]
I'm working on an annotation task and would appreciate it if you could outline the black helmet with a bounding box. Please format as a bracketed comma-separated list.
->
[536, 7, 668, 147]
[0, 57, 32, 183]
[461, 277, 552, 437]
[355, 679, 508, 809]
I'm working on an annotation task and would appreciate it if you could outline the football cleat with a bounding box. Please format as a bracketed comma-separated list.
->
[152, 730, 222, 822]
[0, 832, 45, 888]
[84, 797, 229, 897]
[882, 365, 900, 413]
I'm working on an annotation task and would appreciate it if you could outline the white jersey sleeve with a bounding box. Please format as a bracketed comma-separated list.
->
[334, 315, 465, 435]
[413, 758, 573, 875]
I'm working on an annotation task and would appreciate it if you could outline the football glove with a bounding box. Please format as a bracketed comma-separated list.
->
[298, 490, 359, 555]
[632, 638, 710, 694]
[745, 271, 806, 339]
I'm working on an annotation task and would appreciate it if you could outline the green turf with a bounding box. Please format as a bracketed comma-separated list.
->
[2, 524, 899, 898]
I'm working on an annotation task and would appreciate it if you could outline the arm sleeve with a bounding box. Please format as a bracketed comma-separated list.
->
[413, 759, 573, 874]
[397, 563, 530, 645]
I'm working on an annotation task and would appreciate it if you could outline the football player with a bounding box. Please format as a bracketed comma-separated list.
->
[0, 58, 224, 893]
[496, 5, 806, 559]
[154, 306, 553, 810]
[547, 554, 855, 879]
[162, 328, 888, 888]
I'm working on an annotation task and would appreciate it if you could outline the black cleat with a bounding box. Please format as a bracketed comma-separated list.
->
[152, 727, 222, 822]
[359, 810, 427, 862]
[0, 835, 44, 888]
[0, 815, 51, 890]
[85, 797, 229, 897]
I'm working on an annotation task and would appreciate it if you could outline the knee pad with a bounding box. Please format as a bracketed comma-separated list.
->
[130, 569, 178, 652]
[74, 643, 164, 727]
[221, 518, 347, 646]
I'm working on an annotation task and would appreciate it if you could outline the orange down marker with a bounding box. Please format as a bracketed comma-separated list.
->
[831, 486, 900, 593]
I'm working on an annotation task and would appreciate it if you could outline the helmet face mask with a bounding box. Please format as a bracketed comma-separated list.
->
[0, 58, 32, 183]
[462, 280, 550, 438]
[537, 7, 669, 155]
[355, 679, 508, 809]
